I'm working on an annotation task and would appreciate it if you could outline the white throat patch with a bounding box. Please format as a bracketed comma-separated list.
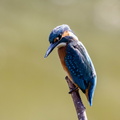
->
[57, 42, 66, 48]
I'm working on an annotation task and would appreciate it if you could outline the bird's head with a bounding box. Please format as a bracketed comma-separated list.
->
[44, 24, 78, 58]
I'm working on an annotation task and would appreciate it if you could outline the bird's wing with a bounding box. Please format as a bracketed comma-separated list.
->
[65, 40, 96, 91]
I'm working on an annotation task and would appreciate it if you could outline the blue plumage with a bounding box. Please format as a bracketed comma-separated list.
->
[63, 36, 97, 105]
[49, 24, 72, 43]
[44, 24, 97, 106]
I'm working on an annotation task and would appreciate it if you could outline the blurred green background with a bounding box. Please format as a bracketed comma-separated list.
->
[0, 0, 120, 120]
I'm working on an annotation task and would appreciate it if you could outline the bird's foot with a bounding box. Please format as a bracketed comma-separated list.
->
[69, 87, 79, 94]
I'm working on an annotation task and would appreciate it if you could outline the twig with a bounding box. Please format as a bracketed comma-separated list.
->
[65, 76, 88, 120]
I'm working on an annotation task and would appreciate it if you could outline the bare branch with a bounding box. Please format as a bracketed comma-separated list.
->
[65, 76, 88, 120]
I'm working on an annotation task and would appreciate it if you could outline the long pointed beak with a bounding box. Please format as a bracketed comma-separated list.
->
[44, 42, 59, 58]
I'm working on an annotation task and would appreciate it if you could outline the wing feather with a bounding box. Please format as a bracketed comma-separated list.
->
[65, 40, 96, 91]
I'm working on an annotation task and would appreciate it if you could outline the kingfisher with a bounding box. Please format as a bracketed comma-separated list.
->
[44, 24, 97, 106]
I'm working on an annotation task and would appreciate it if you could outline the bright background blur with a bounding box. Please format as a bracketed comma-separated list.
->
[0, 0, 120, 120]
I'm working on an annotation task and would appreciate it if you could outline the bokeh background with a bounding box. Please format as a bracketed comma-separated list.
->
[0, 0, 120, 120]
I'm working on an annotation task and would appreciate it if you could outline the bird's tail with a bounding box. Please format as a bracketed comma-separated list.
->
[85, 84, 95, 106]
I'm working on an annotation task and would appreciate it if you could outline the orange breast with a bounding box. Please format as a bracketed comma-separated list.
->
[58, 47, 71, 79]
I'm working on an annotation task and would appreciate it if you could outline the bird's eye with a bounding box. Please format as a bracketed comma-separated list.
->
[58, 34, 62, 39]
[54, 34, 62, 43]
[54, 37, 59, 43]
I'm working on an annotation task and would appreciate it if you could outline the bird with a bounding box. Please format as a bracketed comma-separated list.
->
[44, 24, 97, 106]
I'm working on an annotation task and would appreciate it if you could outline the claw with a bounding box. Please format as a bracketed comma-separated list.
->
[69, 87, 79, 94]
